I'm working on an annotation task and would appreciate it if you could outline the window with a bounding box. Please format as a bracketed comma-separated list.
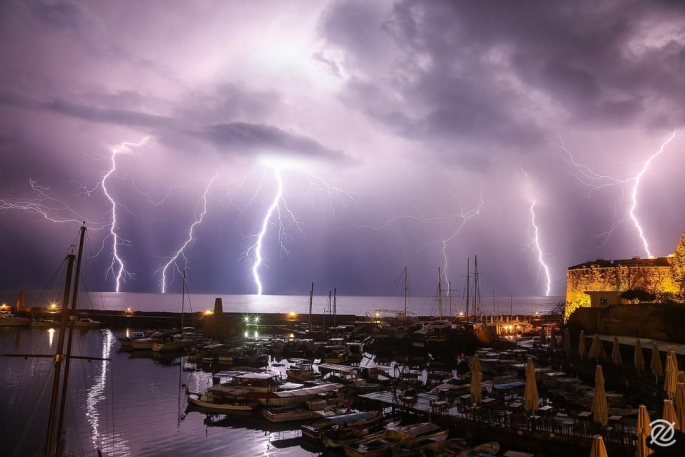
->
[599, 298, 608, 306]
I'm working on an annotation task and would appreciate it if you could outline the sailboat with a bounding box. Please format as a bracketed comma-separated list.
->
[7, 225, 112, 456]
[152, 271, 195, 352]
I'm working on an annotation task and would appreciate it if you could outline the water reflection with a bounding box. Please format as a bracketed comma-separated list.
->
[48, 328, 55, 347]
[86, 329, 130, 456]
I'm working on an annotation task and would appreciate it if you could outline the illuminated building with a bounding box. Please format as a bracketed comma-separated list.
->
[565, 232, 685, 318]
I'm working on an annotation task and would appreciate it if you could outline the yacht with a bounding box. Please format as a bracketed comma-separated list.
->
[0, 311, 31, 326]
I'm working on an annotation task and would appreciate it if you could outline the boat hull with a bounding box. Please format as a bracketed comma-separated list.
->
[187, 395, 259, 413]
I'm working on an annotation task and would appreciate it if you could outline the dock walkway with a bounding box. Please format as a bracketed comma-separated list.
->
[358, 390, 638, 456]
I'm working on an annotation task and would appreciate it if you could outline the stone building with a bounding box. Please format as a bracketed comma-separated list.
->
[565, 232, 685, 318]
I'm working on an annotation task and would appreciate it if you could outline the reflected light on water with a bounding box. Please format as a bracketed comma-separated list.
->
[47, 328, 55, 347]
[126, 328, 130, 338]
[86, 330, 130, 456]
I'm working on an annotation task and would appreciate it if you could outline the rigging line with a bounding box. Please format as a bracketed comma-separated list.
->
[85, 230, 107, 310]
[28, 256, 68, 309]
[10, 362, 54, 457]
[4, 329, 49, 434]
[66, 394, 86, 457]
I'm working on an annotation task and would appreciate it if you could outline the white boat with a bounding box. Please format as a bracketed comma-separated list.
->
[0, 311, 31, 326]
[186, 387, 259, 413]
[31, 319, 61, 328]
[301, 411, 380, 442]
[117, 331, 148, 348]
[69, 317, 101, 328]
[152, 334, 193, 352]
[262, 406, 319, 423]
[286, 363, 321, 382]
[130, 331, 168, 350]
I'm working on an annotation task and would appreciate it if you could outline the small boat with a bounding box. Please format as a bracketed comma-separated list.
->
[344, 423, 443, 457]
[421, 441, 498, 457]
[31, 319, 61, 328]
[262, 406, 319, 423]
[186, 387, 259, 413]
[130, 331, 168, 350]
[152, 334, 193, 352]
[70, 316, 101, 328]
[301, 411, 380, 442]
[393, 431, 451, 457]
[286, 362, 321, 382]
[0, 311, 31, 327]
[117, 331, 148, 348]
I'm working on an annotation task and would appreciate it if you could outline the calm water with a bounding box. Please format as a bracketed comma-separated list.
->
[7, 292, 563, 316]
[0, 327, 318, 457]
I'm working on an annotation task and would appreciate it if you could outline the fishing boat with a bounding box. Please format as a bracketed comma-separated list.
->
[393, 431, 452, 457]
[343, 422, 443, 457]
[30, 318, 61, 327]
[130, 331, 170, 350]
[151, 333, 194, 352]
[286, 362, 321, 382]
[262, 405, 320, 423]
[69, 316, 101, 328]
[301, 411, 381, 441]
[117, 331, 148, 348]
[186, 386, 260, 413]
[421, 441, 499, 457]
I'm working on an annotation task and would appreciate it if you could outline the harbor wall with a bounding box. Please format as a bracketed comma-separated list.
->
[567, 302, 685, 343]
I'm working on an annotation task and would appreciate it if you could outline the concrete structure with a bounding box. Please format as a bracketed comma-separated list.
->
[565, 232, 685, 318]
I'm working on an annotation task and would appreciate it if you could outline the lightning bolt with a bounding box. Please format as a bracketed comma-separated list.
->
[240, 161, 359, 295]
[93, 137, 150, 292]
[247, 167, 284, 296]
[354, 189, 483, 286]
[530, 200, 552, 296]
[432, 191, 484, 286]
[156, 174, 218, 293]
[552, 130, 677, 256]
[628, 130, 677, 258]
[0, 179, 106, 229]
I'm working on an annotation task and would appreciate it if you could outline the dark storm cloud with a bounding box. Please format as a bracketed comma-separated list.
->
[320, 0, 685, 152]
[197, 123, 349, 163]
[0, 91, 349, 164]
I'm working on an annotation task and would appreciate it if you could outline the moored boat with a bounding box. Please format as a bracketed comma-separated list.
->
[301, 411, 380, 442]
[344, 422, 443, 457]
[186, 387, 260, 413]
[0, 311, 31, 326]
[262, 406, 319, 423]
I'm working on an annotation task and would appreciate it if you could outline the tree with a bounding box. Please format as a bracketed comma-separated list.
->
[620, 289, 656, 303]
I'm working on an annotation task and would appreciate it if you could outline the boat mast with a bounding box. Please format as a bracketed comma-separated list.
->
[465, 258, 470, 319]
[474, 255, 481, 319]
[45, 253, 76, 456]
[492, 289, 495, 317]
[333, 288, 337, 328]
[437, 268, 443, 319]
[403, 267, 408, 317]
[449, 281, 452, 319]
[308, 283, 314, 331]
[54, 225, 87, 454]
[181, 270, 186, 330]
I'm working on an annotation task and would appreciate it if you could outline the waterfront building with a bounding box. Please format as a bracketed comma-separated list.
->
[565, 232, 685, 318]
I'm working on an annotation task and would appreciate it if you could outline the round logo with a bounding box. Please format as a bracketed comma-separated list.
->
[650, 419, 676, 447]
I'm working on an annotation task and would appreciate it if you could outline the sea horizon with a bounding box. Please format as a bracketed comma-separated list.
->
[2, 290, 565, 317]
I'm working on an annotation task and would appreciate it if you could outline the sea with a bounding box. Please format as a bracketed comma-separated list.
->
[5, 291, 565, 317]
[0, 293, 563, 456]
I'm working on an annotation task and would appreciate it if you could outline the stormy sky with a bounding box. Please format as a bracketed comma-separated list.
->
[1, 0, 685, 298]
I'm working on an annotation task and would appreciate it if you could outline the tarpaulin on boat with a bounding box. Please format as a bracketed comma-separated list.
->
[270, 383, 343, 398]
